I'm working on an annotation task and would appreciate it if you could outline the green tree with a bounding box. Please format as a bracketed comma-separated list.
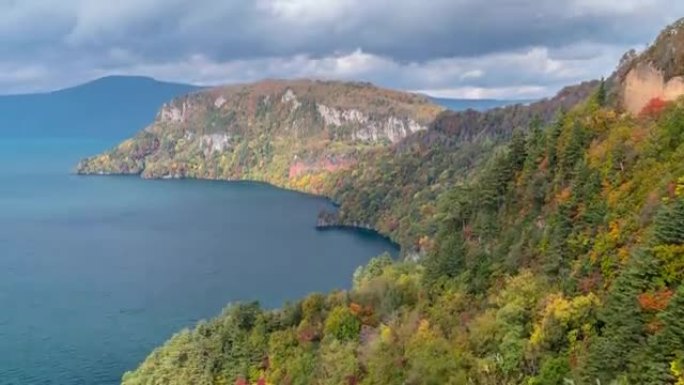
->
[422, 232, 466, 288]
[655, 198, 684, 245]
[630, 285, 684, 384]
[324, 306, 361, 341]
[595, 77, 607, 107]
[582, 252, 657, 383]
[318, 337, 359, 385]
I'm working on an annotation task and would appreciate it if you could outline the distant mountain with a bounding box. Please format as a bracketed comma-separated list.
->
[0, 76, 199, 138]
[429, 97, 533, 111]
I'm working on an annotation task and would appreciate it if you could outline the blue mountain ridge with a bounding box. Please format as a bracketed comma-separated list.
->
[0, 76, 200, 139]
[429, 96, 534, 112]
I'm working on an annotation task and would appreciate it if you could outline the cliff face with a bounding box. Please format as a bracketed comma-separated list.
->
[618, 18, 684, 114]
[77, 79, 443, 194]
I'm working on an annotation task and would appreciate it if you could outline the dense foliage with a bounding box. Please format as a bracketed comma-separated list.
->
[121, 88, 684, 384]
[321, 81, 596, 251]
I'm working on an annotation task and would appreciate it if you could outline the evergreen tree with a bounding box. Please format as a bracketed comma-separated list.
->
[558, 122, 588, 182]
[630, 285, 684, 384]
[596, 77, 607, 107]
[509, 129, 528, 172]
[544, 202, 574, 275]
[582, 252, 658, 383]
[655, 198, 684, 246]
[546, 110, 565, 176]
[423, 232, 466, 287]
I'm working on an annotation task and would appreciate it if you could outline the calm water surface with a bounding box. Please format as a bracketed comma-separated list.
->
[0, 139, 397, 385]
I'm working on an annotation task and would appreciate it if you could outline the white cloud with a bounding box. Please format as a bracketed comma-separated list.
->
[460, 70, 484, 80]
[571, 0, 655, 15]
[414, 86, 548, 100]
[259, 0, 355, 23]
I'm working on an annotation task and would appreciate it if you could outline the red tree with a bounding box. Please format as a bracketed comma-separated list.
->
[638, 289, 674, 312]
[640, 97, 668, 117]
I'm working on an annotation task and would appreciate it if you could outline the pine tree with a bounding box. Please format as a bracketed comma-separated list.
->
[596, 77, 607, 107]
[558, 122, 588, 182]
[546, 110, 565, 173]
[509, 129, 528, 172]
[630, 285, 684, 384]
[423, 232, 466, 286]
[582, 251, 659, 383]
[655, 198, 684, 245]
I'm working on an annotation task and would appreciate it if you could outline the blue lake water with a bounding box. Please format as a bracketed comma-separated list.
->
[0, 139, 397, 385]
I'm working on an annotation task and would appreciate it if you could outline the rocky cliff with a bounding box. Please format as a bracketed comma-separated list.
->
[617, 18, 684, 114]
[77, 79, 443, 193]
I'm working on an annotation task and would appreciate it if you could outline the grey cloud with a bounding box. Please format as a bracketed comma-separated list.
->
[80, 0, 680, 61]
[0, 0, 681, 96]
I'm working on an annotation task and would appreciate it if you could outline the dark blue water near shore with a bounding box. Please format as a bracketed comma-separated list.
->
[0, 139, 397, 385]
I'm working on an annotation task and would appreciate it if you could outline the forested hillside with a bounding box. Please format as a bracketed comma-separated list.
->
[81, 19, 684, 385]
[120, 84, 684, 385]
[324, 81, 597, 251]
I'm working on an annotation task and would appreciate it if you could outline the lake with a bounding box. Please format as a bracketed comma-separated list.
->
[0, 139, 397, 385]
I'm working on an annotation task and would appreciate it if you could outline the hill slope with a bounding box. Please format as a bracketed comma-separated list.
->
[118, 18, 684, 385]
[120, 74, 684, 385]
[0, 76, 198, 138]
[325, 81, 596, 250]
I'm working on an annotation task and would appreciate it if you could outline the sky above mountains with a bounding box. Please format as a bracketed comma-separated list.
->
[2, 0, 684, 98]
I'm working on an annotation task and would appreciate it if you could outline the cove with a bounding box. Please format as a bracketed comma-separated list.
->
[0, 139, 398, 385]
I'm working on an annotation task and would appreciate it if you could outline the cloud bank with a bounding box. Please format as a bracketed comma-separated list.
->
[1, 0, 682, 98]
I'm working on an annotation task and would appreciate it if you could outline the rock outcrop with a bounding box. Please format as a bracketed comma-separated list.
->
[622, 62, 684, 115]
[618, 18, 684, 114]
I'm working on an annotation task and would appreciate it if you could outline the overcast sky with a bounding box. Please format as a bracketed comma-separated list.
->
[1, 0, 683, 98]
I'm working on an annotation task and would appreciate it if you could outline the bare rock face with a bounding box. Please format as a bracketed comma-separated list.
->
[623, 62, 684, 115]
[619, 17, 684, 114]
[158, 100, 192, 123]
[315, 103, 427, 143]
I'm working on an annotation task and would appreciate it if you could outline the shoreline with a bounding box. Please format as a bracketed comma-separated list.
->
[314, 224, 401, 251]
[74, 171, 403, 253]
